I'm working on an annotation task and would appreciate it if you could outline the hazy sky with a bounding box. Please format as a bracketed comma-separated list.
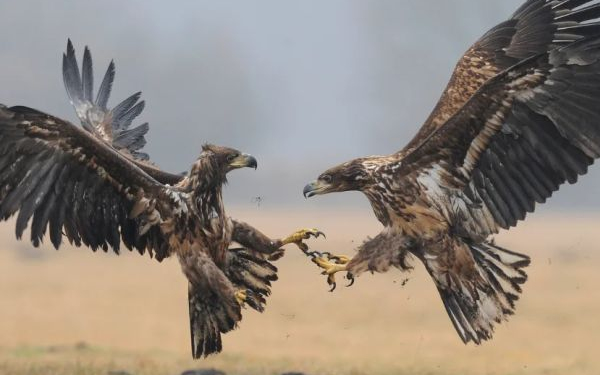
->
[1, 0, 599, 212]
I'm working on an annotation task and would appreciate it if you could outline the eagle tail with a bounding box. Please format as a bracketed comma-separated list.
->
[225, 248, 278, 312]
[188, 284, 241, 359]
[436, 241, 530, 345]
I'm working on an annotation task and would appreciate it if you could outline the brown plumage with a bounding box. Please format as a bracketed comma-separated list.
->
[304, 0, 600, 344]
[0, 41, 316, 359]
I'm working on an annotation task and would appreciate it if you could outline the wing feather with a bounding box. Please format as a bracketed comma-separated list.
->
[82, 47, 94, 102]
[401, 35, 600, 239]
[30, 163, 65, 246]
[15, 156, 62, 239]
[0, 105, 175, 258]
[555, 3, 600, 22]
[404, 0, 600, 150]
[61, 41, 185, 184]
[63, 40, 84, 112]
[96, 60, 115, 110]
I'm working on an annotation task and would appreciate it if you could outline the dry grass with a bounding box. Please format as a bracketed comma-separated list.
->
[1, 207, 599, 374]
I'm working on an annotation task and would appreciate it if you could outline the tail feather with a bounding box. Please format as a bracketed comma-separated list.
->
[433, 241, 530, 345]
[188, 286, 240, 359]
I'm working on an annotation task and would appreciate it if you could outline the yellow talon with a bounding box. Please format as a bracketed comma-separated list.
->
[312, 253, 354, 292]
[281, 228, 325, 251]
[327, 254, 351, 264]
[235, 289, 247, 306]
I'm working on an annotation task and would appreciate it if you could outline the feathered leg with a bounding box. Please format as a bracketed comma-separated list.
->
[311, 231, 414, 291]
[231, 219, 324, 260]
[225, 248, 278, 312]
[179, 252, 242, 359]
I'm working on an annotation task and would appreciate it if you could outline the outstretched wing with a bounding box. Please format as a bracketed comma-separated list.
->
[405, 0, 600, 150]
[0, 105, 175, 260]
[400, 35, 600, 240]
[63, 40, 185, 186]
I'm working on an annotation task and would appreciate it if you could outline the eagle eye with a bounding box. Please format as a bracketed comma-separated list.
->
[227, 153, 239, 162]
[321, 174, 333, 184]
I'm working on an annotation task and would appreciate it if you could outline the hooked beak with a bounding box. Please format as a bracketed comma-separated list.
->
[303, 180, 330, 198]
[229, 153, 258, 170]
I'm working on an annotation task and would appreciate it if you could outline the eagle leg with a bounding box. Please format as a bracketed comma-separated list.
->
[311, 253, 354, 292]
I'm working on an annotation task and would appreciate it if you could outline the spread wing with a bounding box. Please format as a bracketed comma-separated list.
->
[63, 40, 185, 186]
[405, 0, 600, 150]
[0, 104, 177, 260]
[400, 35, 600, 240]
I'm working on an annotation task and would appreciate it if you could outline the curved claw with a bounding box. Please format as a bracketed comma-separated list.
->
[300, 229, 326, 240]
[306, 250, 324, 259]
[328, 279, 337, 292]
[346, 273, 355, 287]
[282, 228, 326, 250]
[312, 255, 353, 292]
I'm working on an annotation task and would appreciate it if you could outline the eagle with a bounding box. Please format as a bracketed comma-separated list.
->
[0, 40, 323, 358]
[303, 0, 600, 344]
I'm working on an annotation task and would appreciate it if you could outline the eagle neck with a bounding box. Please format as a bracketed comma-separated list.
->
[188, 155, 227, 225]
[364, 189, 392, 227]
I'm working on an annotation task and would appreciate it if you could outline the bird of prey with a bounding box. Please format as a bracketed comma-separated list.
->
[303, 0, 600, 344]
[0, 40, 323, 358]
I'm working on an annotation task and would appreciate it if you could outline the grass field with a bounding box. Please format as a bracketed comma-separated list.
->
[1, 207, 599, 375]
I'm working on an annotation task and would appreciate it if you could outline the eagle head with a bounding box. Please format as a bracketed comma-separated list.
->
[303, 158, 375, 198]
[200, 144, 258, 173]
[189, 144, 257, 188]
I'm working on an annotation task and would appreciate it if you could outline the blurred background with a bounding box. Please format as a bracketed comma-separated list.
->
[1, 1, 599, 375]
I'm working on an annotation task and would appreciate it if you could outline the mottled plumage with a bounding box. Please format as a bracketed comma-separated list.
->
[305, 0, 600, 344]
[407, 0, 600, 151]
[0, 41, 316, 359]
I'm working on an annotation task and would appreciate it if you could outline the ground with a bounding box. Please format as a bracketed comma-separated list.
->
[0, 208, 599, 375]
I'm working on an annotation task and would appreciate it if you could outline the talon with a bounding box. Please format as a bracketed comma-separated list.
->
[325, 271, 337, 292]
[305, 250, 323, 258]
[329, 280, 337, 292]
[346, 273, 355, 287]
[319, 252, 350, 264]
[281, 228, 325, 252]
[329, 255, 350, 264]
[312, 254, 352, 292]
[235, 289, 248, 306]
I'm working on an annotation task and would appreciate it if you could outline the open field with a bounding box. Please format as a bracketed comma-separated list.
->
[1, 207, 599, 375]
